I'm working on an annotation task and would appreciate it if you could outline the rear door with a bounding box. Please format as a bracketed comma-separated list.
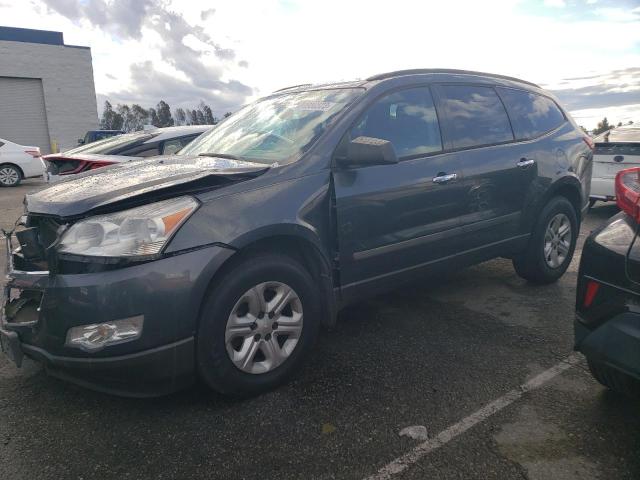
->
[433, 84, 528, 249]
[333, 86, 467, 291]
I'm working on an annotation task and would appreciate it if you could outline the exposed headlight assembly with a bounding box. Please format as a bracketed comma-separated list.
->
[58, 196, 198, 258]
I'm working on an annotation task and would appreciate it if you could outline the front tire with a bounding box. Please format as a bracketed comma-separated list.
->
[0, 164, 21, 187]
[513, 196, 578, 284]
[587, 359, 640, 398]
[196, 253, 321, 396]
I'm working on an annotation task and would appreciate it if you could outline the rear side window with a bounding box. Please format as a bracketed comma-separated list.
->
[162, 135, 201, 155]
[436, 85, 514, 149]
[497, 88, 565, 140]
[350, 87, 442, 158]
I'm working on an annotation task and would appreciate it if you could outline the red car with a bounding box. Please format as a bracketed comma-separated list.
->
[42, 125, 211, 182]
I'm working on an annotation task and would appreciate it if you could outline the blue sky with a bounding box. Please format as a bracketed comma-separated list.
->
[1, 0, 638, 128]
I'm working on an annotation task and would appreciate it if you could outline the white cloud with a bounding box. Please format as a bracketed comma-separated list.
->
[0, 0, 638, 128]
[544, 0, 566, 7]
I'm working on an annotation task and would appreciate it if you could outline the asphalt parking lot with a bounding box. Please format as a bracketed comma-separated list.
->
[1, 179, 639, 480]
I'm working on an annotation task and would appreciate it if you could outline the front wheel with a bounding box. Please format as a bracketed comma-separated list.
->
[196, 253, 321, 396]
[513, 196, 578, 284]
[0, 165, 21, 187]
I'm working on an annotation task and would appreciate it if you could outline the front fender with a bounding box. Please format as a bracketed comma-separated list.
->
[166, 172, 333, 260]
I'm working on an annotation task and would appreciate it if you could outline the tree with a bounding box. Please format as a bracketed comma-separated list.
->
[200, 101, 215, 124]
[156, 101, 174, 127]
[100, 101, 124, 130]
[116, 104, 134, 132]
[188, 109, 199, 125]
[130, 104, 149, 131]
[629, 120, 635, 125]
[224, 112, 232, 118]
[148, 107, 159, 127]
[196, 109, 205, 125]
[174, 108, 187, 126]
[579, 125, 589, 135]
[593, 117, 612, 136]
[617, 122, 623, 127]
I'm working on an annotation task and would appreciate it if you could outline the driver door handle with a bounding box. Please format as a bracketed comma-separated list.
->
[432, 173, 457, 184]
[517, 158, 535, 168]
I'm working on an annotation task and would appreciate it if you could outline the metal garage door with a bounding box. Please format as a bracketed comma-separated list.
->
[0, 76, 51, 153]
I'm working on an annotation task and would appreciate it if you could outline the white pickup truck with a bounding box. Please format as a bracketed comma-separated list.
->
[590, 125, 640, 206]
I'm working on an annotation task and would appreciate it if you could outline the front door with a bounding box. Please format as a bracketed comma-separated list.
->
[332, 86, 467, 293]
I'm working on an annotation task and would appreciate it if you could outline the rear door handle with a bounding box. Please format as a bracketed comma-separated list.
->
[432, 173, 457, 184]
[517, 158, 535, 168]
[614, 155, 624, 163]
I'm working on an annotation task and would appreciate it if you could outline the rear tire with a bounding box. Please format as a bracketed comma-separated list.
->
[587, 359, 640, 398]
[196, 253, 321, 396]
[513, 196, 578, 284]
[0, 164, 22, 187]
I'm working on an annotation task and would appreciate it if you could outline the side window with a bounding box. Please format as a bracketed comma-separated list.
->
[120, 144, 160, 157]
[162, 138, 184, 155]
[350, 87, 442, 158]
[134, 147, 161, 157]
[497, 88, 566, 140]
[437, 85, 514, 149]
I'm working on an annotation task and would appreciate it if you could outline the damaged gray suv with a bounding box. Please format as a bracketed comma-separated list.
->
[1, 69, 592, 397]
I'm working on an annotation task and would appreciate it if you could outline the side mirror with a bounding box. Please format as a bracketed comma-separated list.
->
[77, 139, 85, 145]
[340, 136, 398, 168]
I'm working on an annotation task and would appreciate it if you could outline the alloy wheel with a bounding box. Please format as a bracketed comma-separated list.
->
[225, 281, 303, 374]
[0, 167, 19, 186]
[544, 213, 572, 268]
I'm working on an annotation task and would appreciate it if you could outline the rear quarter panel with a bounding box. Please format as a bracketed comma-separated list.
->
[520, 122, 591, 230]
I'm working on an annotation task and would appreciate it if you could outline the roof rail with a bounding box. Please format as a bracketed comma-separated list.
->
[366, 69, 540, 88]
[274, 83, 313, 93]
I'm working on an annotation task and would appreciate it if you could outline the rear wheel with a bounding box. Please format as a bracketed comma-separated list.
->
[587, 359, 640, 398]
[196, 253, 321, 396]
[0, 164, 21, 187]
[513, 196, 578, 284]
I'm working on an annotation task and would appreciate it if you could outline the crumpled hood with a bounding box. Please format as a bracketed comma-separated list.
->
[26, 155, 270, 218]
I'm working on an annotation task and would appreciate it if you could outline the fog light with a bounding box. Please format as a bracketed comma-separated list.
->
[65, 315, 144, 352]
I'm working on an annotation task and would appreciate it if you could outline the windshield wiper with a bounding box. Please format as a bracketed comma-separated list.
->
[198, 153, 240, 160]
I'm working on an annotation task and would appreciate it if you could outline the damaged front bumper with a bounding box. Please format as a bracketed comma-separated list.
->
[1, 225, 234, 397]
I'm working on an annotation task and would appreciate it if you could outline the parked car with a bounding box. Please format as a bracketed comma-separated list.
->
[78, 129, 125, 145]
[1, 69, 592, 397]
[42, 125, 212, 182]
[0, 137, 43, 187]
[576, 167, 640, 397]
[589, 125, 640, 206]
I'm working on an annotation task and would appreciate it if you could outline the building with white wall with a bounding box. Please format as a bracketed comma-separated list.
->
[0, 26, 98, 153]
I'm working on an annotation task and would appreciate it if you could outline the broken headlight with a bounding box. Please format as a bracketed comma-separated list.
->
[58, 196, 198, 257]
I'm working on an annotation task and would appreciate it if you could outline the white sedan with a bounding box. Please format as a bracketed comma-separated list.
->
[0, 137, 44, 187]
[590, 125, 640, 206]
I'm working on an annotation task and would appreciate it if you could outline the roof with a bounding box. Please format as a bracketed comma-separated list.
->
[272, 80, 367, 94]
[272, 70, 539, 95]
[366, 69, 540, 88]
[0, 26, 89, 49]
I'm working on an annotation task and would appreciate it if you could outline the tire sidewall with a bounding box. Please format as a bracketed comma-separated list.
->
[531, 197, 578, 280]
[197, 254, 321, 396]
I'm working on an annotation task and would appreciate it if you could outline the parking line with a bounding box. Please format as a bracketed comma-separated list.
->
[365, 353, 582, 480]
